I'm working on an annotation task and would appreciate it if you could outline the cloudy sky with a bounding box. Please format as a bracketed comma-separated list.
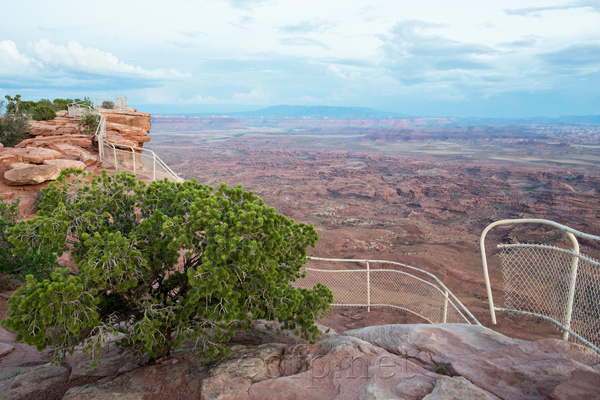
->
[1, 0, 599, 116]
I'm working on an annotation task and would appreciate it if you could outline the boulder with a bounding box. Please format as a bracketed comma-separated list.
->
[344, 324, 522, 366]
[43, 159, 87, 171]
[0, 142, 3, 150]
[80, 153, 99, 166]
[4, 164, 60, 185]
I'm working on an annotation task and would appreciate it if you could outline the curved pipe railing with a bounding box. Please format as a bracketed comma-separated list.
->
[480, 219, 600, 353]
[299, 256, 481, 325]
[68, 102, 183, 183]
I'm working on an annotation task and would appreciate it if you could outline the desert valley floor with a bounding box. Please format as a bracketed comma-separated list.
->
[146, 117, 600, 342]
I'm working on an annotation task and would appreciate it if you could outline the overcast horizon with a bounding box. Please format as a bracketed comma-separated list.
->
[1, 0, 599, 118]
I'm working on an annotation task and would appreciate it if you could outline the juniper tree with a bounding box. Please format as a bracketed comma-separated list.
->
[3, 169, 332, 362]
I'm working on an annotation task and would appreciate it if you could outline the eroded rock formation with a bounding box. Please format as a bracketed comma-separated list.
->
[1, 323, 598, 400]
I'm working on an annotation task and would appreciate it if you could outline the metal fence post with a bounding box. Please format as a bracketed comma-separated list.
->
[563, 232, 580, 341]
[442, 290, 449, 323]
[132, 148, 136, 172]
[153, 154, 156, 181]
[366, 261, 371, 312]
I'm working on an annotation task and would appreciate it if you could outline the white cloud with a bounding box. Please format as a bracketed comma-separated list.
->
[231, 87, 270, 103]
[327, 65, 361, 81]
[185, 94, 221, 104]
[32, 40, 190, 80]
[0, 40, 37, 76]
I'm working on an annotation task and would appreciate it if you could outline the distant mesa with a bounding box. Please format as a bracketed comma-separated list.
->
[157, 105, 411, 119]
[226, 105, 411, 119]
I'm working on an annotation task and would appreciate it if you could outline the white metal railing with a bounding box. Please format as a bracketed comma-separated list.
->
[295, 257, 481, 325]
[481, 219, 600, 354]
[67, 102, 183, 183]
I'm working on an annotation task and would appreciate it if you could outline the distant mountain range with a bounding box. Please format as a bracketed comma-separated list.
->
[161, 105, 599, 124]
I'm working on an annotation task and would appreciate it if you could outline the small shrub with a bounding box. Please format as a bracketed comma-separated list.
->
[79, 96, 94, 109]
[434, 364, 449, 375]
[0, 196, 58, 282]
[19, 101, 37, 113]
[52, 98, 73, 111]
[3, 170, 332, 363]
[32, 105, 57, 121]
[36, 99, 52, 108]
[101, 100, 114, 109]
[79, 112, 100, 132]
[0, 104, 29, 147]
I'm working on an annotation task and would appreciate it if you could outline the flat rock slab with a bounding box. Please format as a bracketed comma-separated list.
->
[43, 159, 87, 170]
[53, 143, 91, 157]
[1, 147, 65, 164]
[4, 164, 60, 185]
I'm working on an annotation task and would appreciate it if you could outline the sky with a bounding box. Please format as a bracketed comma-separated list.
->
[1, 0, 599, 117]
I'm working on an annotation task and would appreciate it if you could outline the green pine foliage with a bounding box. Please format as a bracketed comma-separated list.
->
[32, 105, 57, 121]
[0, 108, 29, 147]
[79, 112, 100, 132]
[3, 169, 332, 363]
[0, 196, 58, 281]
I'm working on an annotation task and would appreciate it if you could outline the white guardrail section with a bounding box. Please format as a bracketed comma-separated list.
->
[295, 257, 481, 325]
[67, 101, 183, 183]
[481, 219, 600, 354]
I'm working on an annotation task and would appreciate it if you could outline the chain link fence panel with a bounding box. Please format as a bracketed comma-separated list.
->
[499, 243, 600, 352]
[294, 258, 478, 325]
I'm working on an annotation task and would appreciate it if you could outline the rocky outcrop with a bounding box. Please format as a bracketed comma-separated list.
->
[27, 111, 81, 137]
[0, 106, 150, 187]
[2, 323, 597, 400]
[102, 108, 151, 147]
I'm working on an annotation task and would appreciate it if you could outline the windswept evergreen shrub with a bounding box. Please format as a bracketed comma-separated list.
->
[32, 105, 57, 121]
[101, 100, 114, 109]
[3, 170, 332, 363]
